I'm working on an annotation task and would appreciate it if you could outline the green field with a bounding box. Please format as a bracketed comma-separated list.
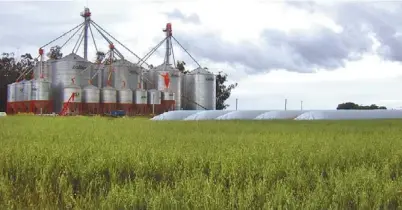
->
[1, 116, 402, 209]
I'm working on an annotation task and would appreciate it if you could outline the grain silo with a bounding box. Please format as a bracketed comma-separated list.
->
[51, 53, 91, 113]
[161, 91, 175, 111]
[33, 60, 53, 82]
[100, 86, 117, 114]
[61, 81, 82, 115]
[147, 64, 182, 110]
[14, 80, 26, 113]
[31, 78, 52, 114]
[182, 67, 216, 110]
[147, 89, 162, 114]
[117, 81, 133, 115]
[105, 59, 139, 90]
[82, 84, 100, 115]
[23, 80, 32, 111]
[6, 83, 17, 114]
[133, 88, 148, 115]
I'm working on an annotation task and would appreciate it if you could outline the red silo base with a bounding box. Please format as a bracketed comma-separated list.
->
[101, 103, 117, 115]
[14, 102, 28, 113]
[118, 104, 134, 116]
[31, 100, 53, 114]
[147, 104, 165, 115]
[10, 102, 19, 113]
[82, 103, 101, 115]
[23, 101, 32, 112]
[6, 102, 14, 114]
[162, 100, 175, 112]
[133, 104, 149, 115]
[61, 102, 82, 115]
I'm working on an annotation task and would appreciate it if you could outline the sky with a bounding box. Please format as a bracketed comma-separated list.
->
[1, 0, 402, 110]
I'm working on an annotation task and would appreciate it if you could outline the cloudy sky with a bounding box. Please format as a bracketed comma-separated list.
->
[2, 0, 402, 110]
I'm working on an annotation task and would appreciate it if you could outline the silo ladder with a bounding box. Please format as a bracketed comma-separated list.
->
[59, 93, 75, 116]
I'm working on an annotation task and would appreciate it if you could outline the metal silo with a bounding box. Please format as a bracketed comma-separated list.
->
[83, 85, 100, 103]
[117, 87, 133, 115]
[31, 79, 52, 114]
[62, 83, 82, 115]
[15, 80, 25, 102]
[132, 88, 147, 115]
[128, 65, 142, 90]
[148, 64, 182, 110]
[147, 89, 161, 105]
[82, 85, 100, 115]
[31, 79, 51, 101]
[117, 88, 133, 104]
[101, 86, 117, 103]
[23, 80, 32, 102]
[7, 83, 16, 103]
[134, 89, 148, 104]
[162, 91, 175, 101]
[183, 67, 216, 110]
[100, 60, 136, 89]
[52, 53, 91, 112]
[34, 60, 53, 81]
[142, 69, 152, 90]
[161, 91, 175, 111]
[63, 83, 82, 103]
[101, 86, 117, 114]
[112, 60, 131, 90]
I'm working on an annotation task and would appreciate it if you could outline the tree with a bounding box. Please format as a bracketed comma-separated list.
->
[336, 102, 387, 110]
[215, 71, 238, 110]
[176, 60, 237, 110]
[0, 52, 36, 111]
[176, 61, 188, 74]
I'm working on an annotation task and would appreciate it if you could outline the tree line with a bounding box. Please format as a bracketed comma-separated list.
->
[0, 53, 237, 112]
[337, 102, 387, 110]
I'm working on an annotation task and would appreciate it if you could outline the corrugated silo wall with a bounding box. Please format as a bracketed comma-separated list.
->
[51, 54, 91, 113]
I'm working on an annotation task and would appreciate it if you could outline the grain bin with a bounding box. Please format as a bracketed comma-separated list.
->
[30, 78, 52, 114]
[117, 87, 133, 115]
[15, 80, 25, 102]
[117, 88, 133, 104]
[31, 79, 51, 101]
[134, 89, 148, 104]
[82, 84, 100, 115]
[128, 65, 143, 90]
[101, 86, 117, 103]
[147, 89, 161, 105]
[7, 83, 16, 103]
[147, 64, 182, 110]
[51, 53, 91, 112]
[33, 60, 53, 81]
[101, 59, 139, 89]
[100, 86, 117, 114]
[182, 67, 216, 110]
[61, 82, 82, 115]
[63, 83, 82, 103]
[83, 85, 100, 103]
[133, 88, 148, 115]
[23, 80, 32, 102]
[161, 91, 175, 111]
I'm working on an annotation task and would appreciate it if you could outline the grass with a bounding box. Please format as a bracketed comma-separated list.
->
[0, 116, 402, 209]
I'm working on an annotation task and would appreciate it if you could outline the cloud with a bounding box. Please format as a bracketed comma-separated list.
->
[287, 1, 402, 63]
[174, 24, 372, 73]
[171, 1, 402, 73]
[0, 1, 135, 55]
[164, 9, 201, 25]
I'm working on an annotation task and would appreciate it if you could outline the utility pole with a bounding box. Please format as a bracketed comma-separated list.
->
[301, 100, 303, 110]
[236, 98, 238, 110]
[285, 99, 287, 111]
